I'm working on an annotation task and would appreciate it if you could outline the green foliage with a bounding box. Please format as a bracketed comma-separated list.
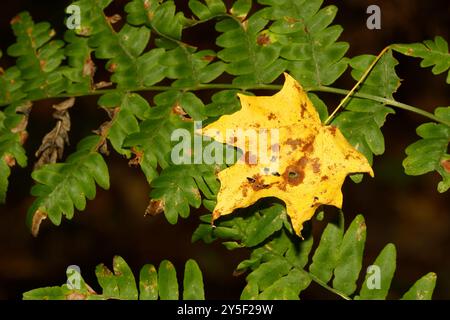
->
[61, 31, 93, 94]
[215, 5, 286, 86]
[392, 37, 450, 192]
[98, 92, 150, 156]
[193, 208, 436, 300]
[357, 244, 396, 300]
[0, 103, 28, 203]
[393, 36, 450, 84]
[26, 135, 109, 230]
[149, 163, 221, 224]
[332, 51, 400, 182]
[403, 107, 450, 193]
[0, 0, 445, 300]
[7, 12, 66, 100]
[401, 272, 437, 300]
[261, 0, 349, 87]
[0, 66, 25, 106]
[23, 256, 205, 300]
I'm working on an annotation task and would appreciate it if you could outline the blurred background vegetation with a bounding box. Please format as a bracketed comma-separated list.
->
[0, 0, 449, 299]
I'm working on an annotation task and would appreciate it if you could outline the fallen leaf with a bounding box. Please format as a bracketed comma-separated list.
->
[201, 73, 374, 236]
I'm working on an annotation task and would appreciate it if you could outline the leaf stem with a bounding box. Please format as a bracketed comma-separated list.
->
[43, 83, 449, 127]
[316, 86, 450, 127]
[324, 46, 391, 125]
[308, 273, 351, 300]
[262, 243, 351, 300]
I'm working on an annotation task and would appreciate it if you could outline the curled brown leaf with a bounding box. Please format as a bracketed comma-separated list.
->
[34, 98, 75, 170]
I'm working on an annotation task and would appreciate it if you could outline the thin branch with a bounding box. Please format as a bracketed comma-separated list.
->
[308, 273, 351, 300]
[316, 86, 450, 127]
[38, 82, 449, 127]
[262, 243, 351, 300]
[324, 46, 391, 125]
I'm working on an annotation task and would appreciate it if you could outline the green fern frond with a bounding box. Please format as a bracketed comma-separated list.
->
[215, 7, 286, 86]
[26, 135, 109, 234]
[7, 12, 67, 100]
[61, 30, 94, 94]
[98, 92, 150, 156]
[261, 0, 349, 87]
[126, 0, 226, 88]
[23, 256, 205, 300]
[73, 0, 165, 89]
[0, 67, 26, 107]
[125, 0, 186, 40]
[332, 50, 400, 182]
[193, 209, 436, 300]
[403, 106, 450, 193]
[150, 162, 221, 224]
[0, 103, 29, 202]
[393, 36, 450, 84]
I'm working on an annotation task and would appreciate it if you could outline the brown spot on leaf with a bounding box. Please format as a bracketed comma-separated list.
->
[145, 199, 164, 217]
[66, 293, 86, 300]
[248, 174, 270, 191]
[321, 175, 329, 181]
[107, 63, 117, 73]
[257, 33, 271, 46]
[441, 159, 450, 173]
[356, 220, 366, 241]
[128, 147, 143, 167]
[78, 27, 91, 36]
[301, 138, 315, 153]
[284, 16, 299, 24]
[279, 157, 308, 189]
[3, 154, 16, 167]
[286, 138, 302, 150]
[202, 55, 215, 62]
[83, 57, 96, 78]
[311, 158, 321, 173]
[10, 15, 21, 24]
[300, 102, 307, 118]
[268, 112, 276, 120]
[242, 185, 248, 197]
[329, 126, 337, 136]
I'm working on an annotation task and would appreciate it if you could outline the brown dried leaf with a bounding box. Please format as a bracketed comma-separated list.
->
[34, 98, 74, 170]
[31, 209, 47, 237]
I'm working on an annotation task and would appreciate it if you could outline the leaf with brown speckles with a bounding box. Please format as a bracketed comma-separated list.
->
[200, 73, 374, 236]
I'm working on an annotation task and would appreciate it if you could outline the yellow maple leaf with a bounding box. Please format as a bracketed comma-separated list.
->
[201, 73, 374, 236]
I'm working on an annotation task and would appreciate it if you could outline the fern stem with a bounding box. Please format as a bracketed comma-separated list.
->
[324, 46, 391, 125]
[315, 86, 450, 127]
[261, 242, 351, 300]
[46, 83, 449, 127]
[308, 273, 351, 300]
